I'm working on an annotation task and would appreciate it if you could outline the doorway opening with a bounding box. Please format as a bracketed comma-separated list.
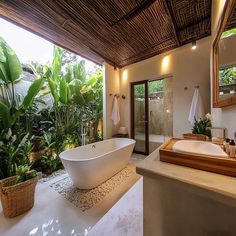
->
[131, 77, 173, 155]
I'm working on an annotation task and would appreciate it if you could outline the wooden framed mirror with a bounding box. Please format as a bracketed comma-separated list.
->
[213, 0, 236, 107]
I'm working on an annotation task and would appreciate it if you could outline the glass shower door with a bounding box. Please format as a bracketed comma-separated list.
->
[131, 81, 149, 155]
[148, 78, 173, 153]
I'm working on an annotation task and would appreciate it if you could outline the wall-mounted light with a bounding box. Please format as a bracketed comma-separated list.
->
[161, 55, 170, 72]
[191, 41, 197, 50]
[122, 69, 128, 81]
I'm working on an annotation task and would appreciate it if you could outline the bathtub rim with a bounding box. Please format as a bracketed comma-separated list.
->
[59, 138, 136, 162]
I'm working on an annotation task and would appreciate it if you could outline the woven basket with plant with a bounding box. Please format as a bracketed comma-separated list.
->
[0, 165, 38, 218]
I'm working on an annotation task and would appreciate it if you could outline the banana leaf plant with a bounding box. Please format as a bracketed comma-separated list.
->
[0, 36, 45, 129]
[42, 46, 74, 135]
[41, 46, 103, 144]
[67, 64, 103, 140]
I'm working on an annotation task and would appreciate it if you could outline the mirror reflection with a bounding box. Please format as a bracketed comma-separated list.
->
[218, 4, 236, 101]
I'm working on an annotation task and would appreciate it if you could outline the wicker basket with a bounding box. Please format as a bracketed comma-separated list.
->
[0, 171, 38, 218]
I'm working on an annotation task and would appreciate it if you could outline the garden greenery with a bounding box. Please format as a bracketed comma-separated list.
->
[219, 66, 236, 85]
[192, 113, 212, 138]
[0, 37, 103, 179]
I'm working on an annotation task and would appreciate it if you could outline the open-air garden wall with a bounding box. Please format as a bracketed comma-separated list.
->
[0, 36, 103, 180]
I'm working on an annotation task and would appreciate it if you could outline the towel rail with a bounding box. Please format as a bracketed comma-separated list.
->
[109, 93, 126, 99]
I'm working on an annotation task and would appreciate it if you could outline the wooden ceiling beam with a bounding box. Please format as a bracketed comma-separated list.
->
[111, 0, 157, 26]
[164, 0, 180, 46]
[0, 0, 212, 68]
[177, 15, 211, 32]
[177, 17, 211, 44]
[118, 38, 177, 67]
[89, 48, 118, 68]
[0, 1, 104, 65]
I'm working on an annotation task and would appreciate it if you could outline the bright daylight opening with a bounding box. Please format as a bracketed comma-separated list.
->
[0, 17, 103, 180]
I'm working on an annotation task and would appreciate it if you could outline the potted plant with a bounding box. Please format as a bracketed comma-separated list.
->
[0, 165, 38, 218]
[192, 113, 212, 138]
[0, 129, 38, 218]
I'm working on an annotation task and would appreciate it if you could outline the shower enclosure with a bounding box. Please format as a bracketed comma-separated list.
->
[131, 77, 173, 155]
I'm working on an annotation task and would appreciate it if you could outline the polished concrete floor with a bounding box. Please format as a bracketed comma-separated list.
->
[0, 154, 145, 236]
[130, 153, 147, 164]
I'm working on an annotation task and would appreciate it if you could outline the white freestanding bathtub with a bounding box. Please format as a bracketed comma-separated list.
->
[59, 138, 136, 189]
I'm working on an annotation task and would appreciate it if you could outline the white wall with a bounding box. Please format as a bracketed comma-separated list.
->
[103, 62, 120, 139]
[211, 0, 236, 138]
[118, 37, 211, 138]
[103, 0, 236, 140]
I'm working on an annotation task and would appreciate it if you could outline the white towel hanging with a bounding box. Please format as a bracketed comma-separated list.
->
[188, 87, 205, 125]
[111, 96, 120, 125]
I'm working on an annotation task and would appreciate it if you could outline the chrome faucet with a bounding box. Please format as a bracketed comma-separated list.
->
[92, 145, 96, 148]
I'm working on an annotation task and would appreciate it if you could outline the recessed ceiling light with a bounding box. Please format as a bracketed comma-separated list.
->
[191, 41, 197, 50]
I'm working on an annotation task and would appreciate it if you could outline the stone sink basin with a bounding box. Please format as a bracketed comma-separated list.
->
[172, 140, 228, 158]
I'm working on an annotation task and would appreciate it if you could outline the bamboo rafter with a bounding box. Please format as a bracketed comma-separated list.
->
[0, 0, 212, 67]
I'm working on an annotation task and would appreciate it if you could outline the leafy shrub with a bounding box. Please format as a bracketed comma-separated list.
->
[31, 155, 62, 175]
[16, 165, 37, 184]
[0, 37, 103, 178]
[192, 113, 212, 138]
[0, 129, 32, 179]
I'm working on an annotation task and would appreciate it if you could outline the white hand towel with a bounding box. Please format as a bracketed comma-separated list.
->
[111, 96, 120, 125]
[188, 87, 204, 125]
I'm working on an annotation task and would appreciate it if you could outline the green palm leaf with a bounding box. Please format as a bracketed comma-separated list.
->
[0, 101, 10, 127]
[52, 46, 62, 82]
[22, 77, 45, 109]
[59, 79, 68, 104]
[0, 37, 22, 83]
[48, 78, 59, 103]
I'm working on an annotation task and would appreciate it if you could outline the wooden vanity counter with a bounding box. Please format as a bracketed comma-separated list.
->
[159, 138, 236, 177]
[137, 144, 236, 200]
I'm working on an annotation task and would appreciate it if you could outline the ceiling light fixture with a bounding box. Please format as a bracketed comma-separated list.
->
[191, 41, 197, 50]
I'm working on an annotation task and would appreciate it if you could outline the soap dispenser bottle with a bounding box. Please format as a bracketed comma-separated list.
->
[224, 138, 231, 154]
[229, 139, 236, 158]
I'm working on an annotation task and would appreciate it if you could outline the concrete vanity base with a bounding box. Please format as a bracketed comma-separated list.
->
[137, 147, 236, 236]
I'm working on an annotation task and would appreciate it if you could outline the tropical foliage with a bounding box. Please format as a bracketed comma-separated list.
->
[135, 80, 164, 98]
[219, 66, 236, 85]
[0, 37, 103, 179]
[0, 36, 44, 129]
[16, 165, 37, 184]
[192, 113, 212, 138]
[0, 129, 32, 179]
[220, 28, 236, 86]
[222, 28, 236, 38]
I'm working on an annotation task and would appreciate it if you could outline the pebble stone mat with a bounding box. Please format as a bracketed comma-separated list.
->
[38, 169, 67, 183]
[50, 164, 138, 212]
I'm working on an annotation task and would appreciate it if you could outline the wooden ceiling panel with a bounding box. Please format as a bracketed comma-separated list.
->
[226, 3, 236, 30]
[130, 1, 175, 44]
[79, 0, 144, 25]
[168, 0, 211, 29]
[118, 37, 178, 67]
[178, 18, 211, 44]
[0, 0, 212, 67]
[0, 0, 104, 65]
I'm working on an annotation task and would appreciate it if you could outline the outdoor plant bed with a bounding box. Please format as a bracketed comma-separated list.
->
[0, 169, 38, 218]
[0, 37, 104, 218]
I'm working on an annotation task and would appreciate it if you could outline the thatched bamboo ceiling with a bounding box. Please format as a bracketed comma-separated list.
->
[0, 0, 212, 67]
[226, 2, 236, 30]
